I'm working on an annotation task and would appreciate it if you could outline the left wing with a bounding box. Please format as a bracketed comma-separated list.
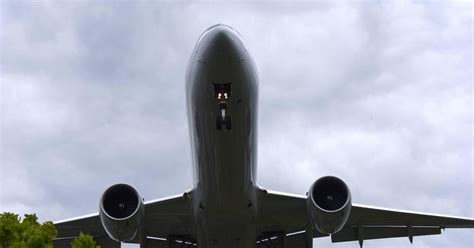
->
[53, 193, 192, 247]
[258, 189, 474, 247]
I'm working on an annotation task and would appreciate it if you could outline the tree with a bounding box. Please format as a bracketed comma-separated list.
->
[71, 232, 101, 248]
[0, 212, 20, 247]
[0, 212, 57, 248]
[0, 212, 100, 248]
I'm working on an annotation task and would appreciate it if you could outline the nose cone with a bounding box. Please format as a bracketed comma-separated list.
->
[197, 24, 246, 64]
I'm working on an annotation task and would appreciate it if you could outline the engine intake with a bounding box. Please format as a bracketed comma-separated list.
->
[99, 184, 144, 242]
[307, 176, 351, 234]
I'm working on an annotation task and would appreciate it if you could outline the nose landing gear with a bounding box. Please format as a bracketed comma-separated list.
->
[216, 101, 231, 130]
[216, 115, 231, 130]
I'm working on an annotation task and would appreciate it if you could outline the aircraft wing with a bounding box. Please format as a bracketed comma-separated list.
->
[258, 190, 474, 247]
[53, 193, 192, 247]
[53, 213, 119, 247]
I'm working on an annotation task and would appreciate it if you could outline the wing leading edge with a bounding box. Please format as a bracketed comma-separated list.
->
[258, 190, 474, 247]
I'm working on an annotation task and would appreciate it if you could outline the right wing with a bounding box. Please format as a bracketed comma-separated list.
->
[258, 189, 474, 247]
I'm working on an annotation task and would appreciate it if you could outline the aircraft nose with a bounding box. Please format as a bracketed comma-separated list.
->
[198, 24, 245, 63]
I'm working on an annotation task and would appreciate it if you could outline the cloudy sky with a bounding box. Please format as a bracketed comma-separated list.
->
[1, 1, 472, 247]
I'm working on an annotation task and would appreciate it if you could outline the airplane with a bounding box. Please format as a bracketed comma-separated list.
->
[53, 24, 474, 248]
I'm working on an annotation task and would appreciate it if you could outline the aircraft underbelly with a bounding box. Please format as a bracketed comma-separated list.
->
[186, 24, 259, 248]
[193, 99, 257, 248]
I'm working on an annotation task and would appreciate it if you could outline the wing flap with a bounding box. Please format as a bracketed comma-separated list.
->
[284, 232, 315, 248]
[143, 237, 168, 248]
[331, 226, 441, 243]
[53, 235, 120, 248]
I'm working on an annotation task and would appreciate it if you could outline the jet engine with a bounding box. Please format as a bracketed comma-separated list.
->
[306, 176, 352, 234]
[99, 184, 144, 242]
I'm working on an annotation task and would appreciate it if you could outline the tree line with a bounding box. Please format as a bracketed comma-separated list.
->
[0, 212, 99, 248]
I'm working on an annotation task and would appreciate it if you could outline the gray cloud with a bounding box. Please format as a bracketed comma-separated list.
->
[1, 1, 472, 247]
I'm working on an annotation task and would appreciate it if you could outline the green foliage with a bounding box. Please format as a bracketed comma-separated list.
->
[0, 212, 57, 248]
[0, 212, 99, 248]
[71, 232, 101, 248]
[0, 212, 20, 247]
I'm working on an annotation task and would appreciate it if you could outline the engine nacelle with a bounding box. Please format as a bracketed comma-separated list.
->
[306, 176, 352, 234]
[99, 184, 144, 242]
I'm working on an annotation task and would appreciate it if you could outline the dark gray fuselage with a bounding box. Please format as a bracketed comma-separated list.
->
[185, 24, 259, 248]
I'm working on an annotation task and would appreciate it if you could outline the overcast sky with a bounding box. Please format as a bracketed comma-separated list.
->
[1, 1, 472, 247]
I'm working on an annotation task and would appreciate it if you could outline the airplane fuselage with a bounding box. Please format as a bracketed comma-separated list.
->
[186, 24, 259, 248]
